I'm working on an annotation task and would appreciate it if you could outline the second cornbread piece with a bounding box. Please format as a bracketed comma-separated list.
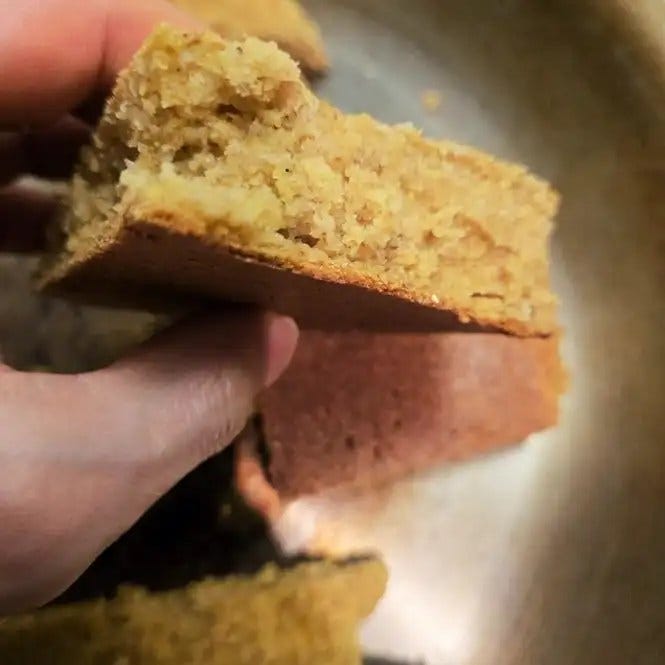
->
[0, 560, 386, 665]
[42, 26, 559, 336]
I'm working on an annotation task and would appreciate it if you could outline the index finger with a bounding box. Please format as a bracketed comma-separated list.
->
[0, 0, 201, 126]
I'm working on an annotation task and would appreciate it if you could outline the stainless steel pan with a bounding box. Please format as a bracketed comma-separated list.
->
[0, 1, 663, 663]
[285, 1, 665, 663]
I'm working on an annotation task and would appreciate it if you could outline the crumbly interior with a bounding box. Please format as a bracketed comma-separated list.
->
[171, 0, 328, 70]
[0, 560, 387, 665]
[62, 26, 558, 333]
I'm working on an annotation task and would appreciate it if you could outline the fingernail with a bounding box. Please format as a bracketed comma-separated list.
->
[263, 314, 299, 388]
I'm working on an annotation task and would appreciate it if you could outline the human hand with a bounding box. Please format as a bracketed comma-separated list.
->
[0, 0, 299, 614]
[0, 0, 199, 248]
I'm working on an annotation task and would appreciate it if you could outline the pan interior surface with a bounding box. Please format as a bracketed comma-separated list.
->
[293, 1, 665, 663]
[0, 1, 662, 664]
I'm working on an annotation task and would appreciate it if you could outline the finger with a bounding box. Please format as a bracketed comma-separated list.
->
[0, 184, 60, 252]
[0, 312, 297, 612]
[1, 311, 298, 464]
[96, 310, 299, 468]
[0, 0, 202, 127]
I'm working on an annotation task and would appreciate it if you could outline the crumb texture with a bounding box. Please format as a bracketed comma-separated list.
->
[171, 0, 328, 71]
[54, 26, 559, 336]
[0, 560, 386, 665]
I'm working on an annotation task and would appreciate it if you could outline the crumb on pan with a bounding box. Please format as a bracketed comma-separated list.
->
[421, 88, 442, 112]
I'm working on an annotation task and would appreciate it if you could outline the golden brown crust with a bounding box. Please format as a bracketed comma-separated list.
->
[171, 0, 328, 72]
[42, 210, 547, 335]
[241, 332, 565, 500]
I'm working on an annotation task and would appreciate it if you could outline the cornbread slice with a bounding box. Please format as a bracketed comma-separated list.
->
[42, 26, 559, 336]
[170, 0, 328, 72]
[0, 560, 387, 665]
[237, 332, 565, 502]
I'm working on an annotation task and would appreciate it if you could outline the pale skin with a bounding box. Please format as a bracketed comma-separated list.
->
[0, 0, 299, 614]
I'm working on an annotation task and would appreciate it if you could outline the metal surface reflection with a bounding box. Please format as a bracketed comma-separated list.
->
[295, 1, 665, 663]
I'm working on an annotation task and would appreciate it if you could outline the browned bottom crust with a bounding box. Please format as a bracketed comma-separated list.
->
[241, 332, 565, 500]
[41, 216, 502, 333]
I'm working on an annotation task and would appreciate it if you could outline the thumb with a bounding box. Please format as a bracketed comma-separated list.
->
[97, 309, 298, 473]
[0, 310, 297, 612]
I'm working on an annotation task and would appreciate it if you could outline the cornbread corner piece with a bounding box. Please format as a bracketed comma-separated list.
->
[171, 0, 328, 72]
[0, 559, 387, 665]
[236, 331, 566, 504]
[42, 25, 560, 336]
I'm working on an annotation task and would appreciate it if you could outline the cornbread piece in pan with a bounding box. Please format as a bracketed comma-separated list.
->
[171, 0, 328, 72]
[0, 560, 387, 665]
[237, 332, 565, 501]
[42, 26, 559, 336]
